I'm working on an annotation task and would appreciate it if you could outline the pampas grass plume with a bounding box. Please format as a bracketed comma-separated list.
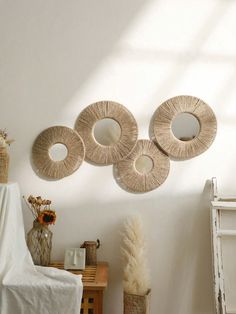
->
[121, 215, 150, 295]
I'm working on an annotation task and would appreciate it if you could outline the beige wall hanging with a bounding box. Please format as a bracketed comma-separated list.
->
[75, 101, 138, 165]
[114, 139, 170, 193]
[32, 126, 85, 179]
[151, 95, 217, 160]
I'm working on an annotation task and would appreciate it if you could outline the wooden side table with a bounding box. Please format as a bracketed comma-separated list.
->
[49, 262, 108, 314]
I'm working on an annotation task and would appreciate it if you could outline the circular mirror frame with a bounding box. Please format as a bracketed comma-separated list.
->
[135, 154, 154, 174]
[114, 139, 170, 193]
[171, 112, 200, 141]
[49, 143, 68, 161]
[151, 95, 217, 159]
[75, 101, 138, 165]
[32, 126, 85, 179]
[93, 118, 122, 146]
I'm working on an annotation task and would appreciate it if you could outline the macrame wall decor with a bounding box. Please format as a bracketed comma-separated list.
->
[32, 126, 85, 179]
[31, 96, 217, 192]
[151, 95, 217, 160]
[75, 101, 138, 165]
[114, 139, 170, 193]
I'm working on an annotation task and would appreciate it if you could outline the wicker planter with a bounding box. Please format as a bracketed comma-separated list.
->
[124, 290, 151, 314]
[0, 147, 9, 183]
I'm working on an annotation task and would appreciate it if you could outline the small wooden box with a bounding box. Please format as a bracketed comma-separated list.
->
[49, 262, 108, 314]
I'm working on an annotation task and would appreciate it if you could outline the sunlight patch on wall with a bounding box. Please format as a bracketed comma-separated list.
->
[117, 0, 217, 52]
[174, 61, 234, 100]
[201, 1, 236, 57]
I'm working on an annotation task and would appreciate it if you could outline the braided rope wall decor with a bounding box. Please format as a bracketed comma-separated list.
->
[75, 101, 138, 165]
[114, 139, 170, 193]
[151, 95, 217, 160]
[32, 126, 85, 179]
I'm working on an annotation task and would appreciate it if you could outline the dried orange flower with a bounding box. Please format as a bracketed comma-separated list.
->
[38, 210, 56, 225]
[24, 195, 56, 226]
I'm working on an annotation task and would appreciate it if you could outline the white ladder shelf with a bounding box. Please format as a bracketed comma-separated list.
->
[211, 178, 236, 314]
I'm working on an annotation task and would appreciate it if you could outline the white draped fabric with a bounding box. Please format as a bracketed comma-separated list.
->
[0, 183, 83, 314]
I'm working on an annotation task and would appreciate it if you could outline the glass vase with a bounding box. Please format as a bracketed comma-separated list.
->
[27, 220, 52, 266]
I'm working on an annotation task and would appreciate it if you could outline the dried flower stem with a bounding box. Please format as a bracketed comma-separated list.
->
[23, 196, 37, 219]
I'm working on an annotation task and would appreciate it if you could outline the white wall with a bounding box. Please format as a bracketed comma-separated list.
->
[1, 0, 236, 313]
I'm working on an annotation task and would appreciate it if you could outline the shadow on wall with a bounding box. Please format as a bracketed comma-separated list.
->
[0, 0, 148, 129]
[0, 0, 150, 178]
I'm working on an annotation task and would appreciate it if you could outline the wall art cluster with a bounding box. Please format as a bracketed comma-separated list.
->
[32, 96, 217, 193]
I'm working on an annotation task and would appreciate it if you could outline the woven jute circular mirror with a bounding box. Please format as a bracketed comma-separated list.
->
[75, 101, 138, 165]
[151, 95, 217, 160]
[32, 126, 85, 179]
[114, 139, 170, 193]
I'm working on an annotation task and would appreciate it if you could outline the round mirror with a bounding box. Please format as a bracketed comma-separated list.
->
[135, 155, 154, 174]
[171, 113, 200, 141]
[49, 143, 68, 161]
[93, 118, 122, 146]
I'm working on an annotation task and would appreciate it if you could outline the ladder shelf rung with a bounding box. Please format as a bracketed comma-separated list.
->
[217, 229, 236, 237]
[211, 201, 236, 210]
[218, 196, 236, 201]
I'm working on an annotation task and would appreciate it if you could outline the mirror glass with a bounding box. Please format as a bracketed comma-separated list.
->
[93, 118, 121, 146]
[171, 113, 200, 141]
[135, 155, 154, 174]
[49, 143, 68, 161]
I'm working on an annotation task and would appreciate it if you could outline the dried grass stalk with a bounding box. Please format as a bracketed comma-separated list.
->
[121, 215, 150, 296]
[75, 101, 138, 165]
[151, 95, 217, 159]
[32, 126, 85, 179]
[115, 139, 170, 193]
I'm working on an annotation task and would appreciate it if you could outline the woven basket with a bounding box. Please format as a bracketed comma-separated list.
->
[0, 147, 9, 183]
[124, 290, 151, 314]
